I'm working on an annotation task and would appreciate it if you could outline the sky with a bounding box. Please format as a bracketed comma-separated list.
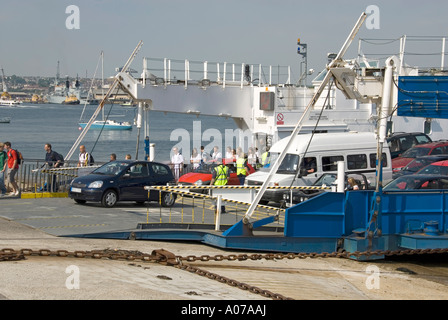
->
[1, 0, 447, 81]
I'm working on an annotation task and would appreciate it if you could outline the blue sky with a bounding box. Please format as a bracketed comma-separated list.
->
[1, 0, 447, 80]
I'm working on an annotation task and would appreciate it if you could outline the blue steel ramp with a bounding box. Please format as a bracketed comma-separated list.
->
[63, 190, 448, 259]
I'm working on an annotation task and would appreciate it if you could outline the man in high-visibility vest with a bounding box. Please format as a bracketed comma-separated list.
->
[236, 151, 250, 185]
[261, 147, 270, 167]
[210, 159, 229, 213]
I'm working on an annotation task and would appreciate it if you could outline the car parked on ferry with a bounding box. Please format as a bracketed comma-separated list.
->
[280, 172, 373, 208]
[392, 140, 448, 174]
[386, 132, 431, 159]
[416, 160, 448, 176]
[384, 175, 448, 191]
[69, 160, 176, 208]
[393, 155, 448, 179]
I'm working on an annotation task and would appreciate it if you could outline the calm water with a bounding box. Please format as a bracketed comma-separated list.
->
[0, 103, 239, 163]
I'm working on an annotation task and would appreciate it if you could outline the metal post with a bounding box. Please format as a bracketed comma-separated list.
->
[135, 102, 143, 159]
[184, 59, 189, 89]
[399, 35, 406, 74]
[192, 195, 195, 223]
[337, 161, 345, 192]
[442, 38, 446, 70]
[223, 62, 227, 89]
[163, 58, 167, 83]
[215, 195, 222, 231]
[149, 143, 155, 162]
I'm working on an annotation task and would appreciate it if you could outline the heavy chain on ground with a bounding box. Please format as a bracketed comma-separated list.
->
[2, 247, 448, 300]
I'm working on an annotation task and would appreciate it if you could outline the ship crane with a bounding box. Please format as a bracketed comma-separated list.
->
[1, 68, 8, 93]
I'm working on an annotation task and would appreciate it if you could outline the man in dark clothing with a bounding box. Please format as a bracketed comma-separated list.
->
[44, 143, 62, 192]
[45, 143, 62, 168]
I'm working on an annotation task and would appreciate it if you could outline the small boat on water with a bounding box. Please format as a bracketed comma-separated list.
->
[0, 98, 21, 107]
[0, 68, 22, 107]
[79, 119, 132, 130]
[0, 117, 11, 123]
[63, 94, 80, 105]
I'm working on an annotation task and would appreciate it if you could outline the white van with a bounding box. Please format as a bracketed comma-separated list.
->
[245, 132, 392, 204]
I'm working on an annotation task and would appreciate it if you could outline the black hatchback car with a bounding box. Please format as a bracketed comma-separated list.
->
[387, 132, 432, 159]
[69, 160, 177, 208]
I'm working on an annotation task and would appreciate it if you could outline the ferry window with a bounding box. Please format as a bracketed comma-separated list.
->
[347, 155, 367, 170]
[370, 153, 388, 168]
[424, 119, 432, 135]
[322, 156, 344, 172]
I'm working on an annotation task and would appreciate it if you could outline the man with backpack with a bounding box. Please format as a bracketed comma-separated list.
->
[44, 143, 64, 192]
[4, 142, 20, 196]
[45, 143, 63, 168]
[78, 145, 91, 167]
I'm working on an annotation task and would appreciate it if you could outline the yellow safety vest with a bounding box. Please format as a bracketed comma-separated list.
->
[214, 165, 229, 186]
[261, 152, 269, 165]
[236, 158, 247, 176]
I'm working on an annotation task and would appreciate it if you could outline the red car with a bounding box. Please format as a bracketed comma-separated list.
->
[416, 160, 448, 175]
[392, 140, 448, 174]
[178, 163, 256, 187]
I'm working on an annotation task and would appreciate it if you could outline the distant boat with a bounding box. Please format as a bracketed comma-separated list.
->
[0, 117, 11, 123]
[0, 98, 21, 107]
[63, 94, 80, 105]
[78, 51, 133, 131]
[79, 119, 132, 130]
[1, 68, 22, 107]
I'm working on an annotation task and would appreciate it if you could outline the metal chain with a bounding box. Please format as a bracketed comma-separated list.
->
[2, 246, 448, 300]
[175, 262, 293, 300]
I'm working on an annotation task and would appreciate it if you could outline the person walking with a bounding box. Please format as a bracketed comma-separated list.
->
[236, 151, 250, 185]
[4, 142, 19, 196]
[210, 159, 229, 213]
[77, 145, 90, 167]
[110, 153, 117, 161]
[0, 143, 7, 196]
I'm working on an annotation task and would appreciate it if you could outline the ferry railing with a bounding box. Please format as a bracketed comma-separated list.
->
[142, 57, 293, 89]
[143, 185, 286, 230]
[5, 159, 103, 194]
[357, 35, 448, 74]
